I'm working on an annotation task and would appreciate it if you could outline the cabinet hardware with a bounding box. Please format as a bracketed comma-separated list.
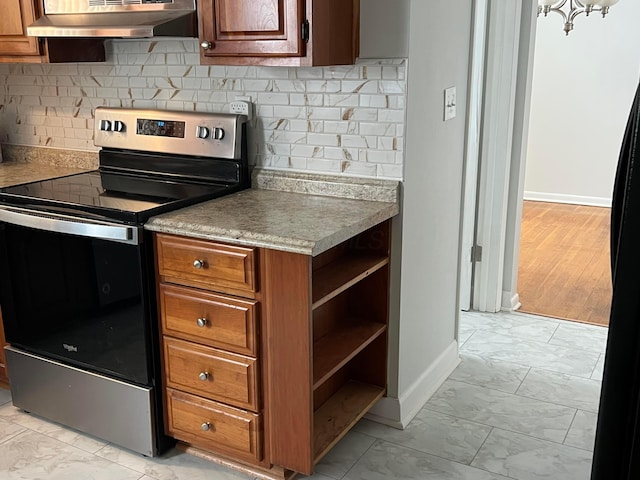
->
[200, 41, 213, 50]
[199, 372, 210, 381]
[193, 259, 205, 269]
[301, 19, 310, 43]
[201, 422, 212, 431]
[196, 317, 208, 328]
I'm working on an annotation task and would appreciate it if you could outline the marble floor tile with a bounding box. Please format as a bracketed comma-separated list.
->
[426, 379, 576, 443]
[461, 330, 600, 378]
[471, 428, 593, 480]
[449, 353, 530, 394]
[0, 403, 108, 454]
[344, 439, 511, 480]
[516, 368, 602, 413]
[460, 311, 559, 342]
[458, 324, 476, 347]
[95, 443, 253, 480]
[0, 388, 10, 406]
[548, 323, 608, 354]
[298, 473, 341, 480]
[354, 408, 491, 464]
[564, 410, 598, 452]
[591, 354, 605, 381]
[0, 429, 142, 480]
[0, 417, 26, 444]
[313, 430, 376, 479]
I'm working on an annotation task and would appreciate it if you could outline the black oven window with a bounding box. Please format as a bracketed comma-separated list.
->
[0, 223, 151, 385]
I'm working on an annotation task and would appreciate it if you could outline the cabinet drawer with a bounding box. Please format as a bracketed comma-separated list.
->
[156, 234, 256, 294]
[159, 284, 258, 356]
[166, 388, 262, 463]
[164, 337, 259, 411]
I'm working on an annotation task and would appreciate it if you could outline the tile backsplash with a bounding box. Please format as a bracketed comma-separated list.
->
[0, 40, 406, 180]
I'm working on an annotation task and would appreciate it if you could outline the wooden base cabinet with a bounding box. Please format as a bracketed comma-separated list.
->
[154, 219, 390, 478]
[196, 0, 359, 66]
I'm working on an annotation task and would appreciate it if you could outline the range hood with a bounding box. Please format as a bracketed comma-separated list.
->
[27, 0, 197, 38]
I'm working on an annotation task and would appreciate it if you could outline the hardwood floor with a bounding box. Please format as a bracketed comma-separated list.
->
[517, 201, 612, 326]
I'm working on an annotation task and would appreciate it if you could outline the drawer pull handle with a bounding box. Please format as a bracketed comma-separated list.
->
[199, 371, 210, 381]
[193, 259, 205, 269]
[201, 422, 212, 431]
[196, 318, 208, 328]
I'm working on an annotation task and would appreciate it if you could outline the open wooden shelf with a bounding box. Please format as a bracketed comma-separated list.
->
[312, 321, 386, 390]
[313, 380, 385, 464]
[312, 255, 389, 310]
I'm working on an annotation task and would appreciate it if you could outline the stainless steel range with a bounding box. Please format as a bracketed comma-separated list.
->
[0, 107, 249, 456]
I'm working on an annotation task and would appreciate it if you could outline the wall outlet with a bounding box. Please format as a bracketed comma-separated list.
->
[444, 87, 457, 121]
[230, 101, 250, 115]
[230, 96, 253, 120]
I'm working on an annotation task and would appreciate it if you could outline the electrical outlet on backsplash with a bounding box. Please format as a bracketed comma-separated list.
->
[0, 39, 406, 180]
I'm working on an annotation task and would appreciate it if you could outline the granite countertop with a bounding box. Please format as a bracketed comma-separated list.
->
[146, 170, 401, 256]
[0, 145, 401, 257]
[0, 162, 91, 188]
[0, 145, 97, 187]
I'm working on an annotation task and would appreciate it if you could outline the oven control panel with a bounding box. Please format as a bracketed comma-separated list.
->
[94, 107, 246, 159]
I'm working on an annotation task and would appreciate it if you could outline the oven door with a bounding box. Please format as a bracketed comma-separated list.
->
[0, 206, 151, 386]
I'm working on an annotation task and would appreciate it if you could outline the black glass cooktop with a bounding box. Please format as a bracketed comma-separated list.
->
[0, 170, 233, 224]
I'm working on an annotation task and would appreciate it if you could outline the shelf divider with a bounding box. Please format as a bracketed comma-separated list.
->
[313, 321, 386, 390]
[313, 381, 385, 465]
[312, 255, 388, 310]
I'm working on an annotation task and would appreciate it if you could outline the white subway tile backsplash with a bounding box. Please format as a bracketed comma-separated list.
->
[0, 39, 406, 179]
[307, 107, 341, 121]
[306, 133, 341, 147]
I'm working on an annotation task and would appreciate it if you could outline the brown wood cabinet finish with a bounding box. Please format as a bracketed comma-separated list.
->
[166, 388, 263, 463]
[0, 0, 105, 63]
[197, 0, 359, 66]
[164, 337, 260, 412]
[0, 0, 42, 58]
[159, 283, 258, 356]
[156, 235, 257, 297]
[155, 220, 390, 478]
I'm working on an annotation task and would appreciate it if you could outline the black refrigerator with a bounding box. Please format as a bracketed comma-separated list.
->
[591, 81, 640, 480]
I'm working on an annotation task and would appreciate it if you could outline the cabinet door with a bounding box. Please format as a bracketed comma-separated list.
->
[197, 0, 304, 58]
[0, 0, 42, 57]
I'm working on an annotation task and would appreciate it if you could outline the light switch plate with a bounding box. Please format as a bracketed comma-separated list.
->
[444, 87, 457, 121]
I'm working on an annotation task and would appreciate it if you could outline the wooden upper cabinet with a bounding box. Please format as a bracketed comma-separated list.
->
[0, 0, 42, 57]
[197, 0, 359, 66]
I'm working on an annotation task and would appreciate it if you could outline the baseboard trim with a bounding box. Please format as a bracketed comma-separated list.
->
[366, 340, 460, 429]
[501, 291, 521, 311]
[524, 191, 611, 208]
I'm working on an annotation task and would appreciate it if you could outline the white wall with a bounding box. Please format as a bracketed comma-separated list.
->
[525, 1, 640, 206]
[371, 0, 472, 427]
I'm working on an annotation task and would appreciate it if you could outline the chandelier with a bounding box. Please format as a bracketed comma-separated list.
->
[538, 0, 620, 35]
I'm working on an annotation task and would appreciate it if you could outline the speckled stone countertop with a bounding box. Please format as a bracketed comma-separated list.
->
[0, 145, 401, 256]
[146, 169, 401, 256]
[0, 145, 96, 187]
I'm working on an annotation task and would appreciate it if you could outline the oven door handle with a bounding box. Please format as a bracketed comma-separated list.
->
[0, 206, 141, 245]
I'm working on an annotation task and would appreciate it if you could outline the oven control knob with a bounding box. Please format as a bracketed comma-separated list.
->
[213, 127, 225, 141]
[196, 126, 210, 139]
[196, 318, 208, 328]
[201, 422, 212, 431]
[113, 121, 125, 132]
[99, 120, 112, 131]
[193, 259, 205, 269]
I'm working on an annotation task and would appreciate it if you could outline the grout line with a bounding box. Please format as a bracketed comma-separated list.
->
[562, 410, 579, 445]
[514, 366, 532, 394]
